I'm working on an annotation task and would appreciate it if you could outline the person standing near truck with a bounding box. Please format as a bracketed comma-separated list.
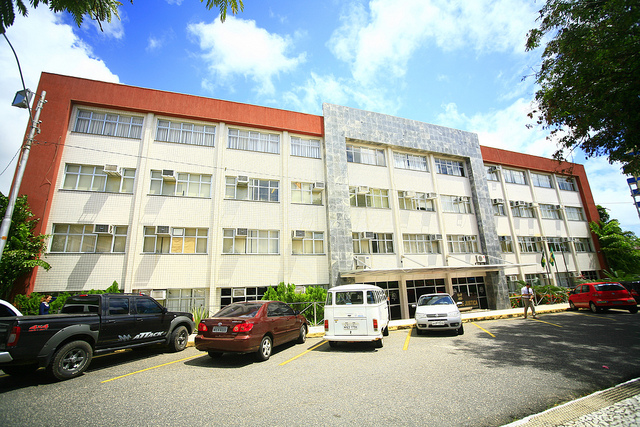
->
[39, 295, 55, 315]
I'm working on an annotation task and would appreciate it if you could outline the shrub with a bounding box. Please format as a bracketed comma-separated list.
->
[263, 282, 327, 325]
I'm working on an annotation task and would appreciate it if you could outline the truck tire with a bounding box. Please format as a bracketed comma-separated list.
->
[47, 340, 93, 381]
[168, 326, 189, 352]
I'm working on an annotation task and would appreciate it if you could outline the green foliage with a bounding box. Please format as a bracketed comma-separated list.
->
[263, 282, 327, 325]
[526, 0, 640, 175]
[590, 215, 640, 275]
[602, 269, 640, 282]
[510, 281, 568, 307]
[13, 281, 121, 315]
[0, 194, 50, 300]
[1, 0, 243, 33]
[190, 305, 210, 326]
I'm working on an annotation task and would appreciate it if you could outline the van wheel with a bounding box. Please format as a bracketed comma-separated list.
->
[256, 335, 272, 361]
[382, 326, 389, 337]
[296, 325, 307, 344]
[374, 338, 383, 348]
[47, 340, 92, 381]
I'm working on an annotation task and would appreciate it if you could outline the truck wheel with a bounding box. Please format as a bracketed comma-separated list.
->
[2, 363, 38, 377]
[168, 326, 189, 352]
[47, 340, 92, 381]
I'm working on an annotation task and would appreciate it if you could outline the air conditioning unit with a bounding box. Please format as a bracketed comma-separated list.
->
[425, 192, 437, 199]
[291, 230, 306, 239]
[476, 254, 487, 264]
[313, 182, 325, 192]
[103, 164, 121, 177]
[526, 202, 534, 208]
[534, 237, 543, 242]
[172, 228, 184, 237]
[236, 176, 249, 186]
[93, 224, 112, 234]
[161, 170, 176, 182]
[356, 186, 370, 194]
[235, 228, 248, 237]
[354, 255, 370, 270]
[156, 226, 170, 235]
[492, 198, 504, 205]
[404, 191, 416, 198]
[150, 290, 166, 300]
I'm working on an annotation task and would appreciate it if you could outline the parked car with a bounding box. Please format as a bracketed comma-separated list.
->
[568, 282, 638, 313]
[413, 293, 464, 335]
[323, 284, 389, 348]
[195, 301, 308, 361]
[0, 299, 22, 317]
[620, 281, 640, 304]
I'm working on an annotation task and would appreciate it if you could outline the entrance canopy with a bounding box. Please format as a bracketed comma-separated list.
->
[340, 263, 535, 279]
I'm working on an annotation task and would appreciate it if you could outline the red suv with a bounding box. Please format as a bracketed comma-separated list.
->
[569, 282, 638, 314]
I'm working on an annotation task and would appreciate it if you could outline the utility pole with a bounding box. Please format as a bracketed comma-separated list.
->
[0, 90, 47, 260]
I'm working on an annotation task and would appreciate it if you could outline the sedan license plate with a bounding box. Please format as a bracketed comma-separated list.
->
[343, 322, 358, 330]
[211, 326, 228, 333]
[430, 321, 446, 326]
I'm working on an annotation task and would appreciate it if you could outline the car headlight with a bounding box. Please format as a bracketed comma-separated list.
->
[415, 313, 427, 319]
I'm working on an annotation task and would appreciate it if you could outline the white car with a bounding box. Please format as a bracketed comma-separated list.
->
[0, 299, 23, 317]
[413, 293, 464, 335]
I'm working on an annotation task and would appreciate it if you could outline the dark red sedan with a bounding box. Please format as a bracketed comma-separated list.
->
[568, 282, 638, 314]
[195, 301, 308, 361]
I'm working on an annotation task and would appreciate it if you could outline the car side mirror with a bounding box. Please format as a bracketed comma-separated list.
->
[411, 303, 417, 308]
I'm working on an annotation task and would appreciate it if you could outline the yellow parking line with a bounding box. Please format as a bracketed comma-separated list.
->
[101, 354, 200, 383]
[279, 340, 327, 366]
[402, 327, 413, 350]
[532, 318, 562, 327]
[471, 322, 495, 337]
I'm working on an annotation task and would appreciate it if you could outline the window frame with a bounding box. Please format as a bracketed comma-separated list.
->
[228, 128, 280, 154]
[50, 224, 128, 253]
[155, 118, 216, 147]
[435, 158, 465, 177]
[393, 152, 428, 172]
[292, 231, 325, 255]
[62, 164, 135, 194]
[143, 226, 208, 254]
[74, 109, 144, 139]
[222, 229, 280, 254]
[346, 144, 386, 166]
[290, 136, 321, 159]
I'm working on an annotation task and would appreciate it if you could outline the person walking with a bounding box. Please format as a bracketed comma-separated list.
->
[521, 283, 537, 319]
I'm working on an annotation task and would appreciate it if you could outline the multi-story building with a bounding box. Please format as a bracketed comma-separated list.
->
[12, 73, 604, 319]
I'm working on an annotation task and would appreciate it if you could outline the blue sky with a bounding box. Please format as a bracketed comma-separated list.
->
[0, 0, 638, 235]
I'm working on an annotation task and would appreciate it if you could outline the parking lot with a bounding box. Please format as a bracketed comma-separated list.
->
[1, 310, 639, 426]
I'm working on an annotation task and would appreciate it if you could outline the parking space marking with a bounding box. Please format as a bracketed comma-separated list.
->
[572, 312, 619, 321]
[279, 340, 327, 366]
[101, 354, 200, 383]
[531, 318, 563, 327]
[402, 327, 413, 350]
[471, 322, 496, 337]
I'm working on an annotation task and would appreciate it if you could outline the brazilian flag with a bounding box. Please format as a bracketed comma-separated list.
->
[541, 253, 546, 268]
[549, 251, 556, 266]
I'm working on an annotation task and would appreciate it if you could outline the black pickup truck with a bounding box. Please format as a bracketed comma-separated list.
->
[0, 293, 195, 380]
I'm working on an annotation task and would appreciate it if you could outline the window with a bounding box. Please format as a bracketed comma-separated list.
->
[225, 177, 279, 202]
[346, 145, 385, 166]
[150, 170, 211, 198]
[485, 165, 499, 181]
[492, 201, 506, 216]
[499, 236, 514, 253]
[510, 202, 535, 218]
[397, 191, 435, 211]
[135, 298, 164, 314]
[349, 187, 390, 208]
[108, 297, 130, 315]
[166, 289, 207, 312]
[565, 206, 585, 221]
[517, 236, 541, 253]
[74, 109, 143, 139]
[352, 232, 394, 254]
[143, 227, 208, 254]
[531, 173, 553, 188]
[156, 119, 216, 147]
[222, 229, 279, 254]
[291, 136, 321, 159]
[228, 128, 279, 154]
[441, 195, 473, 214]
[50, 224, 128, 253]
[557, 176, 577, 191]
[394, 152, 428, 171]
[63, 164, 135, 193]
[503, 169, 526, 185]
[547, 237, 569, 252]
[220, 287, 267, 306]
[291, 182, 322, 205]
[403, 234, 440, 254]
[435, 158, 464, 176]
[447, 235, 478, 253]
[574, 238, 593, 252]
[292, 231, 324, 254]
[540, 204, 561, 219]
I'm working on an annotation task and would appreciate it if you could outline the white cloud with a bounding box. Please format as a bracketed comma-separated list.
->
[187, 16, 306, 95]
[0, 7, 118, 195]
[85, 11, 126, 39]
[328, 0, 538, 86]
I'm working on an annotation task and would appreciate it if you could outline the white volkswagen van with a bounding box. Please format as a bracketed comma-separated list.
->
[323, 284, 390, 348]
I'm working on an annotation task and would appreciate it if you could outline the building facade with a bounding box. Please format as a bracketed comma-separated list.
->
[13, 73, 604, 319]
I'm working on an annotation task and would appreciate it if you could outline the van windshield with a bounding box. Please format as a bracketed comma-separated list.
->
[335, 291, 364, 305]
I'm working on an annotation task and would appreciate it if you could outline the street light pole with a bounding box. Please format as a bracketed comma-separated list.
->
[0, 90, 47, 260]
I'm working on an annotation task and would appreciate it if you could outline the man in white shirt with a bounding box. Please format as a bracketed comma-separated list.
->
[521, 283, 537, 319]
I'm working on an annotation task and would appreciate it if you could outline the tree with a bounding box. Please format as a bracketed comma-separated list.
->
[526, 0, 640, 176]
[590, 205, 640, 275]
[0, 0, 244, 33]
[0, 193, 50, 299]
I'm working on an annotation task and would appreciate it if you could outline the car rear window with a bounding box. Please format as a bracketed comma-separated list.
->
[61, 296, 100, 314]
[335, 291, 364, 305]
[594, 284, 626, 292]
[214, 303, 263, 318]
